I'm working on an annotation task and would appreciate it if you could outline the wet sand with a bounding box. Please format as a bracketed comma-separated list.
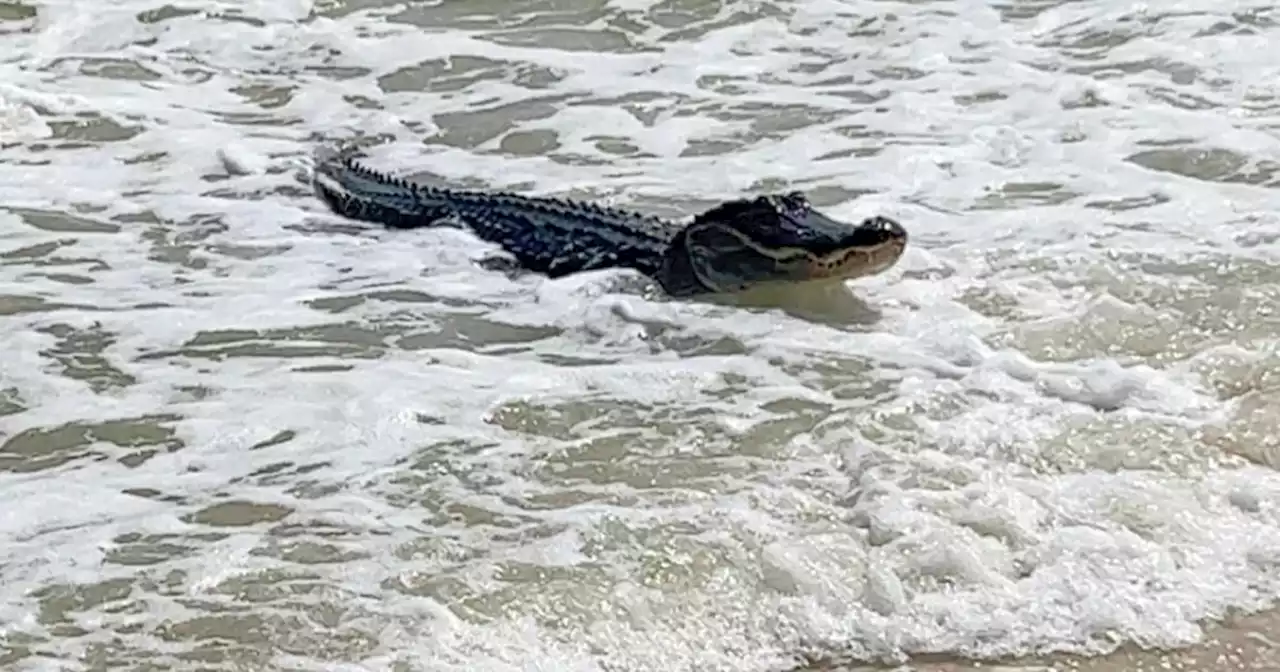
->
[809, 607, 1280, 672]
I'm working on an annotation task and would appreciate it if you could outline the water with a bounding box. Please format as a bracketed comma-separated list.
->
[2, 0, 1280, 669]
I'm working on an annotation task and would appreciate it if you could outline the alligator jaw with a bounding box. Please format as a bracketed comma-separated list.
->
[657, 195, 908, 296]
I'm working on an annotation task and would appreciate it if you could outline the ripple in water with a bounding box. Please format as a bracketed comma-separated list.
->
[3, 0, 1280, 670]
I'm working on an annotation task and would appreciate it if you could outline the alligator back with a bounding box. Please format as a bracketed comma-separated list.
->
[312, 148, 676, 280]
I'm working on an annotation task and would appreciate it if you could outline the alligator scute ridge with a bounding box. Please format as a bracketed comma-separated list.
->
[330, 148, 672, 234]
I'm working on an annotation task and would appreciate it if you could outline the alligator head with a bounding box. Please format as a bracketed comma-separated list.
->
[656, 192, 908, 297]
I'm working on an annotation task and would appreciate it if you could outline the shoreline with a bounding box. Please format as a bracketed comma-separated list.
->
[804, 606, 1280, 672]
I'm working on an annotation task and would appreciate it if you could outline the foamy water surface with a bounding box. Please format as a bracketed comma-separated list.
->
[3, 0, 1280, 669]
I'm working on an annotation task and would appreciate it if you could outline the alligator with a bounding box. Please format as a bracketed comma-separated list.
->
[310, 145, 908, 298]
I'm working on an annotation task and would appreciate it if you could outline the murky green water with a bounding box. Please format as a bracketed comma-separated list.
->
[3, 0, 1280, 670]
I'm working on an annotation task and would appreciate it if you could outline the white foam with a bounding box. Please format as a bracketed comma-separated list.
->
[2, 0, 1280, 669]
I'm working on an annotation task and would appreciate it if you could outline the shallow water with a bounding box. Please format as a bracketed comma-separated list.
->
[3, 0, 1280, 670]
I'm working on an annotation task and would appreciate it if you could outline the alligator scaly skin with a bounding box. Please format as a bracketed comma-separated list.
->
[311, 147, 678, 280]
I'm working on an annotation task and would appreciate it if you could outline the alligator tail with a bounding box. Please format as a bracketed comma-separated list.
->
[311, 145, 452, 229]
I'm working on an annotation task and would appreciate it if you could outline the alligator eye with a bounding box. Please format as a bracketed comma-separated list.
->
[780, 192, 809, 211]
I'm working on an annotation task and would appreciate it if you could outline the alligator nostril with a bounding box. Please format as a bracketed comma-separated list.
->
[872, 216, 907, 241]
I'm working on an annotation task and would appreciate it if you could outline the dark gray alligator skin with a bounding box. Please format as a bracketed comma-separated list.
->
[311, 147, 677, 281]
